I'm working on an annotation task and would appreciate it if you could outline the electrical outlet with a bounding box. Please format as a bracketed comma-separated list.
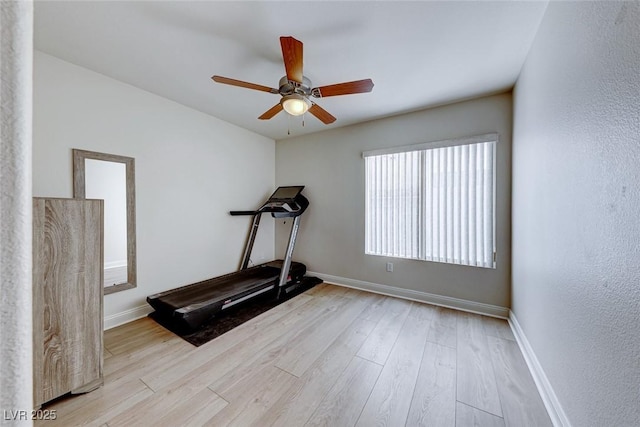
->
[386, 262, 394, 272]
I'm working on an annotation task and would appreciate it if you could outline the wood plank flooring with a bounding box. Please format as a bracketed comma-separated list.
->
[37, 284, 551, 427]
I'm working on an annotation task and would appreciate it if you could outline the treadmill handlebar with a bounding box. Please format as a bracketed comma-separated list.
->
[229, 210, 258, 216]
[229, 203, 300, 216]
[230, 193, 309, 218]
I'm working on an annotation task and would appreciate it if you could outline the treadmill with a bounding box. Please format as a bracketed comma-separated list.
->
[147, 186, 320, 330]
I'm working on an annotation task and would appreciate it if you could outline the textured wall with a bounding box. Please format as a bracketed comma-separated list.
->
[33, 52, 276, 320]
[276, 93, 512, 308]
[0, 1, 34, 423]
[512, 2, 640, 426]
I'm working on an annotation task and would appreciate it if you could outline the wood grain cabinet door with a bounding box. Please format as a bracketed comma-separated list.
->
[33, 198, 104, 407]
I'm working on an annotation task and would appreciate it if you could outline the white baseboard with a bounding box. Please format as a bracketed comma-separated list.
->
[508, 311, 572, 427]
[104, 304, 153, 330]
[309, 271, 509, 319]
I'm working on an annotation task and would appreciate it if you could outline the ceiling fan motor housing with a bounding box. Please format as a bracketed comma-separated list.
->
[279, 76, 312, 97]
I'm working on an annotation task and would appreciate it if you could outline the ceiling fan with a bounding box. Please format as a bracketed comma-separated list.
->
[212, 36, 374, 125]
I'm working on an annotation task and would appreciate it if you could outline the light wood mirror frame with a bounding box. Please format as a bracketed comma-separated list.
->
[73, 149, 136, 295]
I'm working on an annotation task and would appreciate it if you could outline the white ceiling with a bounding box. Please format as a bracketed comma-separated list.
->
[34, 1, 548, 141]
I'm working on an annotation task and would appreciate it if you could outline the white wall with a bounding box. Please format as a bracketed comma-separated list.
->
[512, 2, 640, 426]
[33, 52, 276, 323]
[276, 93, 512, 310]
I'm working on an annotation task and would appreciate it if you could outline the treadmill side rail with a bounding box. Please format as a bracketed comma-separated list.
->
[278, 215, 301, 296]
[240, 214, 261, 270]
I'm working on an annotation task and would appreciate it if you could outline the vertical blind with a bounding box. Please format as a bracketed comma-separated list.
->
[364, 139, 496, 268]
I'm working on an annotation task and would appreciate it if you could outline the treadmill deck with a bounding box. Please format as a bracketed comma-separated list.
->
[147, 260, 305, 329]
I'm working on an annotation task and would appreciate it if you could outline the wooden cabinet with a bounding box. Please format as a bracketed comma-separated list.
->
[32, 198, 104, 407]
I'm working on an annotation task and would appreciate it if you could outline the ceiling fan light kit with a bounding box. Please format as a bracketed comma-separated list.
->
[281, 94, 311, 116]
[212, 36, 374, 126]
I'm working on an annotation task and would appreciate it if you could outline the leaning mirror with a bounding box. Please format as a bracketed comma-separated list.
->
[73, 149, 136, 294]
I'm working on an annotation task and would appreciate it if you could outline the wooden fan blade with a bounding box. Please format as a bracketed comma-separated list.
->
[212, 75, 279, 94]
[258, 103, 284, 120]
[312, 79, 374, 98]
[308, 103, 336, 124]
[280, 36, 303, 84]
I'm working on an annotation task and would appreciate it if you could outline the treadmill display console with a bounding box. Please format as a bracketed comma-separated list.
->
[269, 186, 304, 201]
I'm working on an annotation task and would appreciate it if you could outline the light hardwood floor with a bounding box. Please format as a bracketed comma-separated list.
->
[37, 284, 552, 427]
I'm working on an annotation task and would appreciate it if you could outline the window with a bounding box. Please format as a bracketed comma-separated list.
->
[364, 134, 496, 268]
